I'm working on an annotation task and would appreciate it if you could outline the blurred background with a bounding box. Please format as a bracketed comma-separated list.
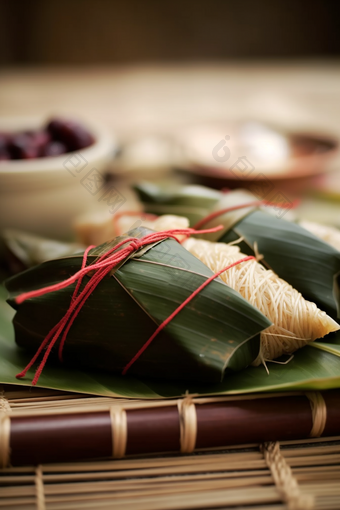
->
[1, 0, 340, 239]
[1, 0, 340, 63]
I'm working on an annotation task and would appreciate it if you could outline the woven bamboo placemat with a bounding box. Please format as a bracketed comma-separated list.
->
[1, 386, 340, 510]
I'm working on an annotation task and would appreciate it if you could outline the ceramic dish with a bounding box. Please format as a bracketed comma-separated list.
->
[0, 116, 116, 238]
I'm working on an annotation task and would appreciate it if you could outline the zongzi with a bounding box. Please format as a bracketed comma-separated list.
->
[134, 183, 340, 319]
[183, 237, 339, 365]
[5, 226, 270, 384]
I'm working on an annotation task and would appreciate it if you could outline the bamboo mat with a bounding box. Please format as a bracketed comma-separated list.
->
[1, 386, 340, 510]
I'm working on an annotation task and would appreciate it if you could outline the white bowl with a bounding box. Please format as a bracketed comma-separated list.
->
[0, 117, 116, 238]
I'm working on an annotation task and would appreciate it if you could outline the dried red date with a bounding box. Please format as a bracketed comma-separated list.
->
[47, 118, 94, 151]
[0, 134, 10, 161]
[0, 149, 10, 161]
[0, 133, 9, 148]
[1, 118, 95, 161]
[26, 130, 51, 152]
[8, 134, 39, 160]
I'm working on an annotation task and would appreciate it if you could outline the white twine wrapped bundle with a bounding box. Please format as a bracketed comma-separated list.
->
[183, 237, 339, 365]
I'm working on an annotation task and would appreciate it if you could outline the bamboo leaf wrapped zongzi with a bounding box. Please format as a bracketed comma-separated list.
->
[5, 226, 271, 384]
[134, 183, 340, 319]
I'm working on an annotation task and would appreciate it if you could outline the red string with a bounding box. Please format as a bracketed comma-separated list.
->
[192, 199, 300, 231]
[58, 244, 96, 362]
[15, 226, 227, 385]
[122, 255, 255, 375]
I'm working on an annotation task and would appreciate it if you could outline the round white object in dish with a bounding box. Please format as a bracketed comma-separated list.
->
[0, 117, 116, 238]
[176, 120, 338, 181]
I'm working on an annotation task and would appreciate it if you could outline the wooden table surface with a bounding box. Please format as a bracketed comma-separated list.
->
[1, 62, 340, 140]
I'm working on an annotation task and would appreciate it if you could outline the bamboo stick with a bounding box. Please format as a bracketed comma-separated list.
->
[1, 390, 340, 466]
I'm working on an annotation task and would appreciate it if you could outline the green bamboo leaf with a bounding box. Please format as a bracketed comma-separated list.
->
[134, 182, 220, 225]
[2, 229, 84, 268]
[1, 285, 340, 398]
[5, 228, 270, 383]
[219, 210, 340, 319]
[312, 330, 340, 357]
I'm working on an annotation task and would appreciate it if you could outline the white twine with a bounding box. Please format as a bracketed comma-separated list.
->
[183, 238, 339, 364]
[177, 395, 197, 454]
[110, 408, 127, 459]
